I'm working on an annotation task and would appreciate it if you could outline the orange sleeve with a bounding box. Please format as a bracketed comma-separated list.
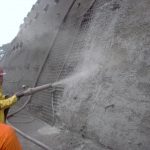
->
[0, 123, 22, 150]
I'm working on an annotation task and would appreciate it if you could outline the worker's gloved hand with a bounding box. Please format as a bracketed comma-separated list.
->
[4, 94, 10, 99]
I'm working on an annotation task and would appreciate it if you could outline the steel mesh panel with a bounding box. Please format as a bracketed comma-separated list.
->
[29, 20, 81, 124]
[59, 4, 96, 80]
[29, 0, 102, 125]
[51, 86, 64, 124]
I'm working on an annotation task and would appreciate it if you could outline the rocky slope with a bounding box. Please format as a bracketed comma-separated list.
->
[2, 0, 150, 149]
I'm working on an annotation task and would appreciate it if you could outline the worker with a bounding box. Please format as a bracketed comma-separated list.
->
[0, 67, 23, 150]
[0, 66, 17, 123]
[0, 123, 23, 150]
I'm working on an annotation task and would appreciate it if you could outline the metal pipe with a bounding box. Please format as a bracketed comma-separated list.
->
[16, 83, 53, 97]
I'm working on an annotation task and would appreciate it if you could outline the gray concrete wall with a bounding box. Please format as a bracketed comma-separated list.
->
[58, 0, 150, 149]
[2, 0, 150, 149]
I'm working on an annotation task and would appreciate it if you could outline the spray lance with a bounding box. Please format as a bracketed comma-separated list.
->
[15, 83, 54, 98]
[15, 71, 87, 98]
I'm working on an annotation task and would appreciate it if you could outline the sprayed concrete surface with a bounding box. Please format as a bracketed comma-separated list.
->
[9, 110, 105, 150]
[2, 0, 150, 149]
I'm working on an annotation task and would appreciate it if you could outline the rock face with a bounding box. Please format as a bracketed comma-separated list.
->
[2, 0, 150, 149]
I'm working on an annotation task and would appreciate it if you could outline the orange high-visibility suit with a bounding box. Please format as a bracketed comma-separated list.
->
[0, 123, 22, 150]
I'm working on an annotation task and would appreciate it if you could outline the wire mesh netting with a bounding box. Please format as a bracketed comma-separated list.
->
[29, 0, 97, 125]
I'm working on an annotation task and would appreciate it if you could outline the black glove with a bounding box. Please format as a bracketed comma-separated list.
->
[4, 94, 10, 99]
